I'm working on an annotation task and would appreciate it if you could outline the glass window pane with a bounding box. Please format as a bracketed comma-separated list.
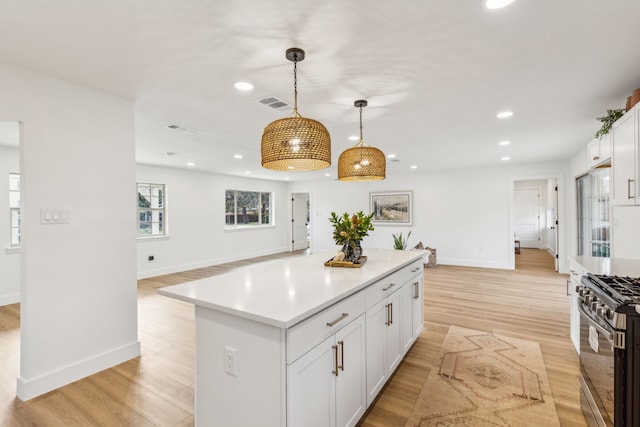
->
[9, 173, 20, 191]
[11, 228, 20, 245]
[9, 192, 20, 208]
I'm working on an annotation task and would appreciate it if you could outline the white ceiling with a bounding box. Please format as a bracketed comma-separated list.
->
[1, 0, 639, 181]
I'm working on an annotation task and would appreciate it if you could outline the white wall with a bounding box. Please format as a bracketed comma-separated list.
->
[136, 164, 290, 278]
[0, 145, 20, 305]
[0, 61, 140, 400]
[290, 160, 570, 272]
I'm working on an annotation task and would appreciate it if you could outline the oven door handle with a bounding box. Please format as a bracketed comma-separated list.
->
[578, 303, 614, 344]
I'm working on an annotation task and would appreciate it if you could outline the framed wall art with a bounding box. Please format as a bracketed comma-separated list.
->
[370, 191, 412, 225]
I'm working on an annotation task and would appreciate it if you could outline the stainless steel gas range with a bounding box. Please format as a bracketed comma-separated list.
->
[576, 273, 640, 427]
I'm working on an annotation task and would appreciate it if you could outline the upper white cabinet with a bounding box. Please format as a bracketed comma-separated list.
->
[611, 104, 639, 206]
[587, 133, 611, 168]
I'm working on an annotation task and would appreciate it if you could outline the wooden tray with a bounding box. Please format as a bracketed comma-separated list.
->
[324, 256, 367, 268]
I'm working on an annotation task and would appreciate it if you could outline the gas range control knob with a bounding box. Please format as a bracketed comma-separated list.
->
[584, 294, 594, 304]
[591, 300, 601, 312]
[597, 306, 613, 320]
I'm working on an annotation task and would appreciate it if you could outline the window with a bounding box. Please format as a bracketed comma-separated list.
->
[137, 183, 165, 236]
[225, 190, 272, 227]
[9, 173, 20, 246]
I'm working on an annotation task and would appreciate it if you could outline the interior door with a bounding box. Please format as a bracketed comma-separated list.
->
[553, 182, 559, 271]
[514, 188, 541, 248]
[292, 193, 310, 251]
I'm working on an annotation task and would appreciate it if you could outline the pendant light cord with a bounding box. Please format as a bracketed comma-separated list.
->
[293, 55, 299, 117]
[359, 105, 364, 144]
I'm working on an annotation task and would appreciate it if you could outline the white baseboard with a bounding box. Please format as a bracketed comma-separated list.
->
[0, 293, 20, 306]
[16, 340, 141, 401]
[437, 257, 512, 270]
[137, 246, 290, 279]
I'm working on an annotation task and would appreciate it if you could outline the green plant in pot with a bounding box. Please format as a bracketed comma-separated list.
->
[329, 211, 375, 262]
[595, 109, 625, 140]
[392, 231, 412, 250]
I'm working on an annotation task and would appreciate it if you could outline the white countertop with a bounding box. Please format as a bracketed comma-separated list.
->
[158, 248, 423, 329]
[570, 256, 640, 277]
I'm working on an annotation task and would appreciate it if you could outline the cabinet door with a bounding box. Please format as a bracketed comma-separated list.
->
[288, 335, 337, 427]
[401, 282, 415, 354]
[365, 299, 387, 405]
[411, 275, 424, 340]
[401, 274, 425, 355]
[612, 111, 637, 206]
[568, 270, 581, 354]
[385, 290, 403, 374]
[335, 315, 366, 427]
[587, 138, 601, 166]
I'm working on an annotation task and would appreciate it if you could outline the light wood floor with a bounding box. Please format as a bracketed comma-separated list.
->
[0, 248, 586, 426]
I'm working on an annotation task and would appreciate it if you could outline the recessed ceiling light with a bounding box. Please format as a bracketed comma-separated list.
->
[187, 162, 195, 167]
[498, 140, 511, 146]
[234, 81, 254, 91]
[486, 0, 515, 9]
[233, 154, 243, 159]
[496, 111, 514, 119]
[284, 177, 290, 180]
[245, 171, 252, 174]
[348, 135, 359, 141]
[410, 165, 418, 169]
[324, 173, 331, 177]
[501, 156, 511, 161]
[387, 154, 396, 159]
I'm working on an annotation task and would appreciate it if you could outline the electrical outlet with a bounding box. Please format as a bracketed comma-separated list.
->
[148, 255, 154, 261]
[224, 345, 237, 376]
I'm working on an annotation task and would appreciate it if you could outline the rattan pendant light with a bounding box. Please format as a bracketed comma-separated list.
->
[261, 48, 331, 171]
[338, 100, 386, 181]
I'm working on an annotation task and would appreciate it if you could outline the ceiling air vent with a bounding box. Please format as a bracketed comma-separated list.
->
[257, 96, 291, 111]
[166, 124, 197, 134]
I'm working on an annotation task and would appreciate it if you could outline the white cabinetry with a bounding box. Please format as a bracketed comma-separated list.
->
[288, 314, 366, 427]
[612, 105, 639, 206]
[567, 259, 583, 354]
[402, 277, 424, 354]
[159, 250, 425, 427]
[365, 261, 423, 406]
[587, 133, 611, 168]
[366, 287, 402, 404]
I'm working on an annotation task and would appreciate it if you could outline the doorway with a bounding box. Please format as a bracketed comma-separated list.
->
[511, 177, 562, 272]
[291, 193, 310, 251]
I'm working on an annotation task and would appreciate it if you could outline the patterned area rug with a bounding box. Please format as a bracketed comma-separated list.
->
[405, 326, 561, 426]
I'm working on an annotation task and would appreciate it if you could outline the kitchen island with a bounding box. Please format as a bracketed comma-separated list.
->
[159, 248, 424, 427]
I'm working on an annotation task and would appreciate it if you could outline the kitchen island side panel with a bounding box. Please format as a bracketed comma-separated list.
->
[195, 306, 286, 427]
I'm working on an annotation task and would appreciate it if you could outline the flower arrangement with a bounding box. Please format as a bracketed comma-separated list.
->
[329, 211, 375, 248]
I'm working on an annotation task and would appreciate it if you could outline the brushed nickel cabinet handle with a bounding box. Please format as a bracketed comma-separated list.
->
[389, 303, 393, 325]
[382, 283, 395, 291]
[332, 345, 339, 377]
[385, 303, 391, 326]
[411, 267, 421, 272]
[326, 312, 349, 327]
[413, 282, 420, 299]
[593, 156, 600, 161]
[338, 340, 344, 371]
[628, 179, 635, 200]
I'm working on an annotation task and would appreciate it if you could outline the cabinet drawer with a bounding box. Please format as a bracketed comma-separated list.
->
[287, 291, 366, 363]
[365, 259, 423, 308]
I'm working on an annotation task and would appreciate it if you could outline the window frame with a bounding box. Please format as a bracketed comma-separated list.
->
[137, 182, 167, 237]
[8, 173, 20, 247]
[225, 189, 273, 229]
